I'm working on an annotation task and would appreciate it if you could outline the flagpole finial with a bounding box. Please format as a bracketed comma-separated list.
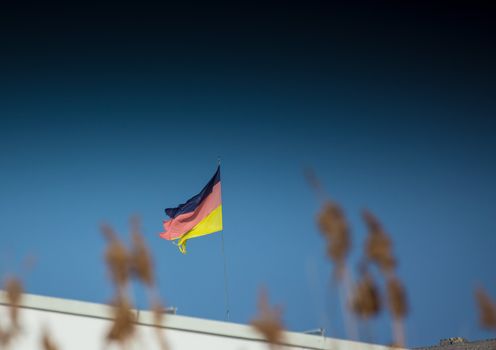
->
[217, 157, 221, 166]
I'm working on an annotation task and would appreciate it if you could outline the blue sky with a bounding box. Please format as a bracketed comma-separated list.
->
[1, 1, 496, 347]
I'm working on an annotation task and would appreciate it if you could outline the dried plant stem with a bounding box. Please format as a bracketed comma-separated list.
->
[361, 318, 374, 343]
[386, 275, 407, 347]
[250, 288, 284, 347]
[339, 266, 358, 340]
[392, 318, 405, 348]
[145, 287, 170, 350]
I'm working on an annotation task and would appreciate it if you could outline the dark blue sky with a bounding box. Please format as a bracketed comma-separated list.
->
[1, 1, 496, 347]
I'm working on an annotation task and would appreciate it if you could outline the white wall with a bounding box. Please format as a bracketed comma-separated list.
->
[0, 292, 399, 350]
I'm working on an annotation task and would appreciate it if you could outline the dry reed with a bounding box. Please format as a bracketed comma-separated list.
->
[386, 276, 407, 347]
[41, 327, 59, 350]
[130, 217, 155, 287]
[5, 277, 22, 330]
[362, 210, 396, 274]
[151, 299, 170, 350]
[386, 277, 408, 320]
[351, 271, 381, 319]
[0, 277, 23, 347]
[361, 210, 408, 346]
[102, 218, 169, 350]
[308, 169, 410, 346]
[317, 201, 351, 279]
[250, 288, 284, 348]
[307, 169, 358, 338]
[101, 224, 135, 347]
[106, 294, 136, 343]
[102, 224, 131, 292]
[475, 287, 496, 330]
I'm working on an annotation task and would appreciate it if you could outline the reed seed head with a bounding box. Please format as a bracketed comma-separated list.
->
[317, 201, 351, 277]
[387, 276, 408, 320]
[351, 272, 381, 319]
[251, 288, 284, 347]
[0, 277, 23, 346]
[5, 277, 23, 329]
[41, 328, 59, 350]
[106, 295, 136, 344]
[363, 210, 396, 273]
[102, 224, 130, 288]
[475, 287, 496, 330]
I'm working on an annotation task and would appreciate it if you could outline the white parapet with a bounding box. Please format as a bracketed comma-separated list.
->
[0, 291, 404, 350]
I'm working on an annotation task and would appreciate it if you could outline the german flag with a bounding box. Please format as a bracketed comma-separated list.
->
[160, 166, 222, 253]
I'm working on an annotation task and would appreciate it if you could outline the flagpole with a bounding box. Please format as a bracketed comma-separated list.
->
[221, 231, 231, 321]
[218, 158, 231, 321]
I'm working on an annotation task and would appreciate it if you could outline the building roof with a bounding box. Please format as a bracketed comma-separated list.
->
[1, 290, 401, 350]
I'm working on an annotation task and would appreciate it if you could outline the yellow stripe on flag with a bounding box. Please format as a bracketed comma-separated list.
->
[177, 205, 223, 253]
